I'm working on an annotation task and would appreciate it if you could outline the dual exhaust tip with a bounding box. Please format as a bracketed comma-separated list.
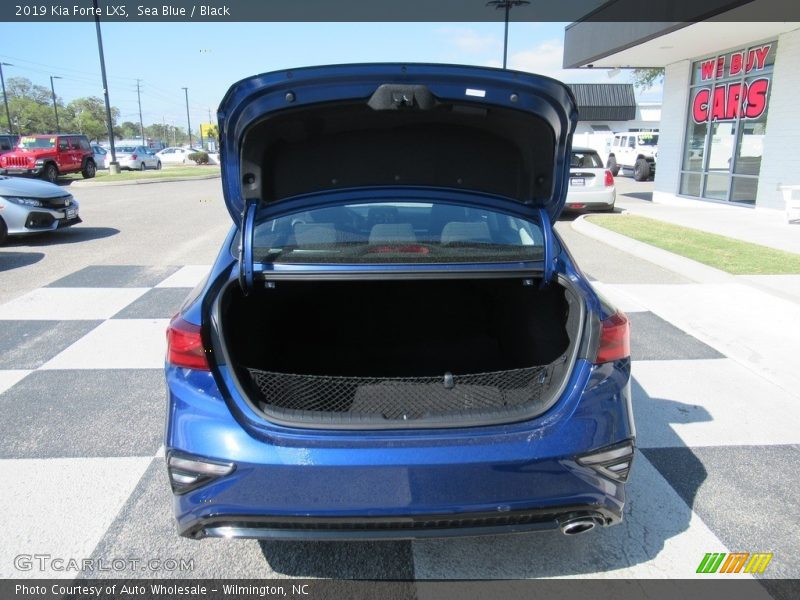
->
[558, 513, 605, 535]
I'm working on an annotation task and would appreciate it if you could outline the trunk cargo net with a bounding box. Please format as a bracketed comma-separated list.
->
[246, 359, 564, 424]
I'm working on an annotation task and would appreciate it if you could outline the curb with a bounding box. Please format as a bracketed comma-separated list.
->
[67, 173, 220, 188]
[571, 213, 735, 284]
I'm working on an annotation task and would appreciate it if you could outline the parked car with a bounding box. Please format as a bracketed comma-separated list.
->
[0, 134, 96, 183]
[164, 64, 634, 541]
[91, 144, 108, 169]
[0, 134, 19, 156]
[607, 131, 658, 181]
[0, 175, 81, 244]
[114, 145, 161, 171]
[155, 146, 195, 165]
[564, 147, 616, 212]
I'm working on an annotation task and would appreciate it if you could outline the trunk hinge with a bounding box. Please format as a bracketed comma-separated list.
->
[538, 207, 556, 288]
[238, 198, 257, 295]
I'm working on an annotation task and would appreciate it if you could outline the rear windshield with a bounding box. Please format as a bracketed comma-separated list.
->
[570, 151, 603, 168]
[18, 137, 56, 150]
[244, 201, 545, 265]
[117, 146, 137, 153]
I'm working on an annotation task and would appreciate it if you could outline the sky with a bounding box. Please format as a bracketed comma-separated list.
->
[0, 21, 662, 130]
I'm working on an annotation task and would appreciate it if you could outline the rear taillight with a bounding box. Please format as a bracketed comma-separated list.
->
[166, 315, 209, 370]
[604, 169, 614, 187]
[131, 153, 138, 160]
[594, 311, 630, 364]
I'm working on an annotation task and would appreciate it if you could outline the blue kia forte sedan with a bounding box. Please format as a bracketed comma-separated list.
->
[165, 64, 634, 540]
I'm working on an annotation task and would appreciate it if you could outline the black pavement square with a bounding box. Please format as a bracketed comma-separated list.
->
[629, 311, 724, 361]
[643, 445, 800, 579]
[0, 320, 102, 369]
[85, 458, 415, 580]
[0, 369, 165, 459]
[47, 265, 180, 288]
[112, 287, 192, 319]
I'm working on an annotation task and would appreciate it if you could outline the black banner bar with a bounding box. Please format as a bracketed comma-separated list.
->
[1, 579, 799, 600]
[1, 0, 800, 23]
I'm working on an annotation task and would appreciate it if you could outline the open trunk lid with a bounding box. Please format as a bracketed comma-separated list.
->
[216, 64, 578, 290]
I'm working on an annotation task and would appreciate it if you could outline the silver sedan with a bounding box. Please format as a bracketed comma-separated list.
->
[115, 146, 162, 171]
[0, 175, 81, 244]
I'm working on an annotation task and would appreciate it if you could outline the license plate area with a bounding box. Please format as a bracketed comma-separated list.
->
[65, 208, 77, 219]
[570, 177, 585, 186]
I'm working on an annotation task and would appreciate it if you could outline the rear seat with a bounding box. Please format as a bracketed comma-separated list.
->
[369, 223, 416, 244]
[440, 221, 491, 244]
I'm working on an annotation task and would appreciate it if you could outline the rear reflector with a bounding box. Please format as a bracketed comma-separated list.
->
[167, 452, 235, 493]
[577, 441, 634, 482]
[594, 311, 630, 364]
[166, 315, 210, 370]
[604, 169, 614, 187]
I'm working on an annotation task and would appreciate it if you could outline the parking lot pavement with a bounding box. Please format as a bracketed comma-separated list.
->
[0, 259, 796, 586]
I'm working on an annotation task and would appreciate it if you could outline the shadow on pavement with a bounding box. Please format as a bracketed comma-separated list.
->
[622, 191, 653, 202]
[0, 251, 45, 271]
[2, 227, 119, 247]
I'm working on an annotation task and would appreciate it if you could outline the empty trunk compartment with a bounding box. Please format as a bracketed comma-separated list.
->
[216, 278, 583, 428]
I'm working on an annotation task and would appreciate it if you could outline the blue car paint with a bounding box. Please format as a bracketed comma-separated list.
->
[166, 63, 634, 539]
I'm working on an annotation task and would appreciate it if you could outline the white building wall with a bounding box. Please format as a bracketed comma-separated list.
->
[653, 60, 691, 203]
[756, 27, 800, 209]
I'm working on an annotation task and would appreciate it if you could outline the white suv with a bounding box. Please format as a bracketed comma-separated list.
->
[607, 131, 658, 181]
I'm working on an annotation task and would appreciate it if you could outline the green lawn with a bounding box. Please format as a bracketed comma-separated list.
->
[585, 214, 800, 275]
[63, 165, 220, 182]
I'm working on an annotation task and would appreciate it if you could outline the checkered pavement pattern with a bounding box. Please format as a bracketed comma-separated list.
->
[0, 265, 797, 586]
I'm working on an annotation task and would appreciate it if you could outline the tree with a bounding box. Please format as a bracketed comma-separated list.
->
[631, 68, 665, 90]
[5, 76, 63, 134]
[63, 97, 119, 142]
[116, 121, 140, 140]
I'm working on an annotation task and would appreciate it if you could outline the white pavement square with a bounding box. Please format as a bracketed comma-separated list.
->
[40, 319, 171, 370]
[633, 359, 800, 448]
[0, 370, 32, 395]
[0, 456, 152, 578]
[154, 265, 210, 289]
[615, 283, 800, 395]
[0, 288, 149, 320]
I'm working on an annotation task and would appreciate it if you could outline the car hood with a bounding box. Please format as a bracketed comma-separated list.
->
[0, 175, 69, 199]
[217, 63, 578, 226]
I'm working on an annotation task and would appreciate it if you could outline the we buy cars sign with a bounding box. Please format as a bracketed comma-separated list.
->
[692, 44, 772, 123]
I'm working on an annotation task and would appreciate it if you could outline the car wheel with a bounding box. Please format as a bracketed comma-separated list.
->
[140, 161, 146, 171]
[156, 160, 162, 170]
[634, 158, 651, 181]
[607, 156, 619, 177]
[82, 159, 96, 179]
[42, 163, 58, 183]
[0, 217, 7, 245]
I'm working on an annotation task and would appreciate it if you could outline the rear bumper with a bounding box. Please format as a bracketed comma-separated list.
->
[165, 358, 634, 540]
[565, 188, 616, 209]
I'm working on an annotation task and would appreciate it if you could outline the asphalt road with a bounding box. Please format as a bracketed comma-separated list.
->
[0, 177, 231, 305]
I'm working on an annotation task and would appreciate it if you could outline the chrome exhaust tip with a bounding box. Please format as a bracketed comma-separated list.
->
[559, 514, 604, 535]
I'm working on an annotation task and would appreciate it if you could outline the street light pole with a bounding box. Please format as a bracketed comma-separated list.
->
[93, 0, 119, 174]
[182, 87, 192, 148]
[0, 62, 13, 135]
[486, 0, 530, 69]
[49, 75, 62, 133]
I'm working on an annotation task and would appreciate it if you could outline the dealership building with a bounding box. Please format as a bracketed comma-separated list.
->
[564, 2, 800, 210]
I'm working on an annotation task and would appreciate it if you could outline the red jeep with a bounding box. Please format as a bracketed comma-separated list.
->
[0, 134, 97, 183]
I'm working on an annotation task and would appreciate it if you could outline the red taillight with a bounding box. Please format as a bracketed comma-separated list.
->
[166, 316, 210, 370]
[604, 169, 615, 187]
[594, 311, 630, 364]
[131, 153, 138, 160]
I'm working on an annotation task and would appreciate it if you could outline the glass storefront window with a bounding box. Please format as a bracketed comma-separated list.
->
[681, 40, 776, 204]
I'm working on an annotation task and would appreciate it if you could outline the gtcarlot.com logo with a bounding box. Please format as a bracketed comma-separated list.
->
[696, 552, 773, 574]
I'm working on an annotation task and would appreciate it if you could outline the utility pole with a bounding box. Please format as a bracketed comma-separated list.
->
[49, 75, 62, 133]
[136, 79, 145, 146]
[182, 87, 192, 148]
[0, 62, 13, 135]
[93, 0, 119, 173]
[486, 0, 530, 69]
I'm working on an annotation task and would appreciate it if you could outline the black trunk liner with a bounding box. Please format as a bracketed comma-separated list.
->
[246, 356, 565, 424]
